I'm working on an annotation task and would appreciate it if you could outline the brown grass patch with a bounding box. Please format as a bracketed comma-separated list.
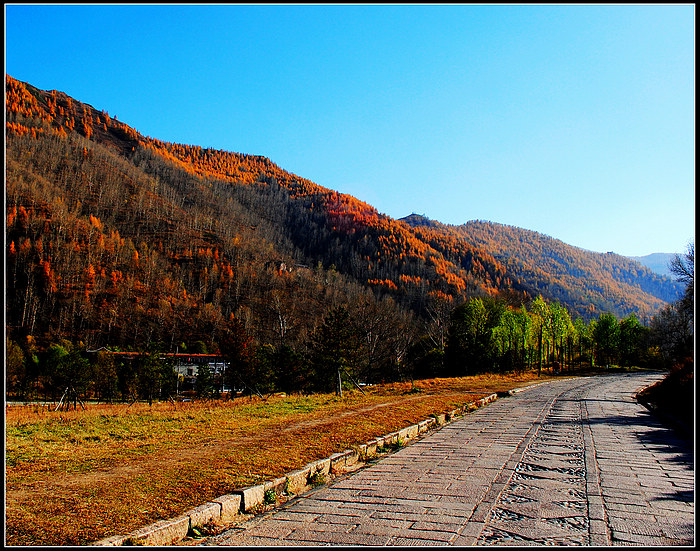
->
[6, 371, 557, 545]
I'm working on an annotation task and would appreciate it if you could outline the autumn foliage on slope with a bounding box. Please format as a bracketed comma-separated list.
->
[400, 215, 681, 320]
[5, 75, 513, 342]
[5, 75, 678, 361]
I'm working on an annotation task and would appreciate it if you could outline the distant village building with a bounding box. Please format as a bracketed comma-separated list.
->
[86, 349, 232, 394]
[172, 357, 229, 393]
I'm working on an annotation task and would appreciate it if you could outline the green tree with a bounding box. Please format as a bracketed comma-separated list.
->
[135, 346, 176, 405]
[44, 342, 71, 402]
[593, 313, 620, 367]
[514, 308, 532, 372]
[309, 306, 361, 395]
[158, 357, 177, 401]
[573, 317, 592, 369]
[191, 340, 208, 354]
[446, 296, 503, 374]
[219, 317, 255, 397]
[92, 350, 119, 402]
[116, 356, 139, 402]
[274, 345, 310, 393]
[6, 337, 28, 399]
[24, 338, 41, 400]
[407, 336, 446, 379]
[528, 296, 551, 376]
[45, 344, 92, 409]
[250, 344, 278, 395]
[137, 351, 162, 405]
[549, 302, 573, 370]
[493, 308, 518, 372]
[194, 363, 215, 399]
[492, 306, 532, 373]
[618, 314, 648, 367]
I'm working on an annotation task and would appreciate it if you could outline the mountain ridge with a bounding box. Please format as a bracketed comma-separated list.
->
[399, 214, 679, 316]
[5, 75, 681, 355]
[403, 213, 679, 262]
[627, 252, 676, 278]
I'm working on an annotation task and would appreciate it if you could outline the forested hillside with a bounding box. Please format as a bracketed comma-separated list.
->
[5, 75, 680, 369]
[401, 215, 681, 320]
[5, 75, 509, 356]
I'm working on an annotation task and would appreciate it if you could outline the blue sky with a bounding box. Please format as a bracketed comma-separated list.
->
[4, 4, 695, 257]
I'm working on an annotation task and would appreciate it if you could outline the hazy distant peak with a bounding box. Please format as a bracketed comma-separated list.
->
[628, 253, 676, 278]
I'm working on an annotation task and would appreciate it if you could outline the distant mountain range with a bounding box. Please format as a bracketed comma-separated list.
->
[627, 253, 676, 278]
[400, 215, 680, 319]
[5, 75, 682, 351]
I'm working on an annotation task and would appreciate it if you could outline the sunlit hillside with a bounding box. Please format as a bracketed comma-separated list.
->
[401, 215, 681, 319]
[5, 75, 680, 357]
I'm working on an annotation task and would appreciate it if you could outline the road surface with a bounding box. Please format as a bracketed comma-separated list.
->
[203, 373, 694, 546]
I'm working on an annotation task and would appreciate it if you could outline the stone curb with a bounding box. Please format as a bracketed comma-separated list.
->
[506, 381, 548, 394]
[93, 389, 509, 546]
[92, 494, 243, 546]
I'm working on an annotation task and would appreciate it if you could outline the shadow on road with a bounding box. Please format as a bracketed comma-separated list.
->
[542, 396, 693, 468]
[653, 489, 694, 503]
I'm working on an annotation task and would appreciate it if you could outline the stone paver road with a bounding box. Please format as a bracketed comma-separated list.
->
[204, 373, 694, 546]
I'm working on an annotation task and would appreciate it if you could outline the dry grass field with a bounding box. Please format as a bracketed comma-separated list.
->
[5, 371, 560, 546]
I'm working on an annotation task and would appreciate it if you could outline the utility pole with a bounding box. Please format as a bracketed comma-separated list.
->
[336, 368, 343, 397]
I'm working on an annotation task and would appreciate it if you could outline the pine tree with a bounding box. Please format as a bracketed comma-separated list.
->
[309, 306, 361, 395]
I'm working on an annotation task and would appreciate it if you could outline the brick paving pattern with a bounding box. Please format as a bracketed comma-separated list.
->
[204, 373, 694, 546]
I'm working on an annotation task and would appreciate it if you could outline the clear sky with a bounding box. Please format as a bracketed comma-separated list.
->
[4, 4, 695, 257]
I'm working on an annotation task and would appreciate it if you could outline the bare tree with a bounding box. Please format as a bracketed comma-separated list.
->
[670, 242, 694, 289]
[670, 242, 694, 324]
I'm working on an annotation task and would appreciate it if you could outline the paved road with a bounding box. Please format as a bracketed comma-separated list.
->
[204, 373, 694, 546]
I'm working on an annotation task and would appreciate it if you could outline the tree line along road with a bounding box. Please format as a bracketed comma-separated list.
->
[201, 373, 693, 546]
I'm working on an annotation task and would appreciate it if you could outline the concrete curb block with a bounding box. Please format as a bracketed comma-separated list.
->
[237, 484, 264, 513]
[92, 495, 243, 547]
[127, 515, 190, 546]
[507, 382, 547, 395]
[285, 467, 310, 496]
[212, 494, 242, 522]
[94, 389, 509, 545]
[93, 535, 130, 546]
[187, 502, 221, 529]
[418, 419, 432, 434]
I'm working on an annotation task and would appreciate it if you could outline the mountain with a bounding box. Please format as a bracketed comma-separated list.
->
[395, 215, 684, 320]
[628, 253, 676, 278]
[400, 216, 681, 320]
[5, 75, 681, 355]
